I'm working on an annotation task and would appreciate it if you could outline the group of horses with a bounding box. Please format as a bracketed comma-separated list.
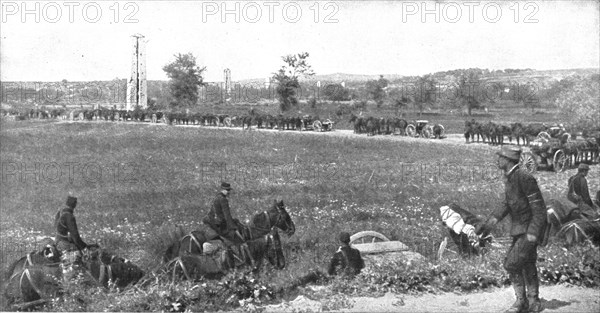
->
[349, 114, 445, 138]
[464, 119, 600, 146]
[3, 190, 600, 309]
[2, 200, 296, 309]
[2, 107, 335, 132]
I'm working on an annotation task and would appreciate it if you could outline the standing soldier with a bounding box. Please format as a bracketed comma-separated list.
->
[482, 146, 547, 313]
[55, 196, 88, 279]
[328, 232, 365, 278]
[567, 163, 599, 219]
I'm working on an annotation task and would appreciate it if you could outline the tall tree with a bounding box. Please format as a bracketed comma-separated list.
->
[366, 75, 389, 107]
[555, 74, 600, 130]
[456, 71, 481, 116]
[273, 52, 314, 112]
[162, 53, 206, 107]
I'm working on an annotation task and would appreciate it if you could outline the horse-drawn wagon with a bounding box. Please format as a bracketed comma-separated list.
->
[406, 120, 445, 139]
[520, 135, 599, 173]
[301, 115, 334, 132]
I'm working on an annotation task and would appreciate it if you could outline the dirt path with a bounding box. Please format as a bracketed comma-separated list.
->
[263, 285, 600, 312]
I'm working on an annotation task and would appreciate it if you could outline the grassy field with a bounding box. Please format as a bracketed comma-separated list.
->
[1, 116, 598, 311]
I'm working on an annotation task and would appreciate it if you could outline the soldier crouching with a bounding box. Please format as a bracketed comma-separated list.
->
[55, 196, 88, 281]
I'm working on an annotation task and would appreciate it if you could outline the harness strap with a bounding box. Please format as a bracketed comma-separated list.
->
[175, 258, 192, 281]
[26, 253, 34, 268]
[22, 269, 45, 299]
[99, 263, 106, 284]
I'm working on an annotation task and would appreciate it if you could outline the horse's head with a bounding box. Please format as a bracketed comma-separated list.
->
[266, 227, 285, 269]
[273, 200, 295, 237]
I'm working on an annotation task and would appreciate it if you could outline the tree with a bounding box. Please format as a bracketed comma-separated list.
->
[412, 75, 437, 116]
[455, 71, 481, 116]
[162, 53, 206, 107]
[366, 75, 389, 107]
[555, 74, 600, 130]
[273, 52, 314, 112]
[322, 83, 351, 102]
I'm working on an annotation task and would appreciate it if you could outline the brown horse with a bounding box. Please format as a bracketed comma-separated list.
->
[3, 244, 144, 307]
[543, 198, 600, 246]
[167, 227, 285, 280]
[163, 200, 295, 262]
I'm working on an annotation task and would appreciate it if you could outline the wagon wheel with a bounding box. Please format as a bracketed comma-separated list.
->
[519, 152, 538, 174]
[224, 117, 232, 127]
[313, 120, 322, 132]
[350, 231, 390, 245]
[553, 149, 568, 172]
[438, 125, 446, 139]
[425, 125, 435, 139]
[537, 131, 551, 142]
[422, 126, 432, 139]
[406, 124, 417, 137]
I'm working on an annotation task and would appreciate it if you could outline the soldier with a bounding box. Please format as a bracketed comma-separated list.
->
[203, 182, 242, 242]
[55, 196, 88, 279]
[328, 232, 365, 278]
[203, 182, 255, 268]
[482, 146, 547, 313]
[567, 163, 599, 219]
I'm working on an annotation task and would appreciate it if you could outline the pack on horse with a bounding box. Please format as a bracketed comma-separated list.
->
[544, 198, 600, 246]
[166, 227, 286, 281]
[438, 204, 492, 258]
[163, 199, 295, 262]
[3, 242, 144, 308]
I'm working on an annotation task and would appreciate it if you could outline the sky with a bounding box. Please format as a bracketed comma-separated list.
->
[1, 0, 599, 82]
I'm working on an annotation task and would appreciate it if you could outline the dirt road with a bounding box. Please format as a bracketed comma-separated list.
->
[263, 285, 600, 312]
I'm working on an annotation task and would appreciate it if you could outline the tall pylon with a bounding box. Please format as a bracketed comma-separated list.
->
[126, 34, 147, 110]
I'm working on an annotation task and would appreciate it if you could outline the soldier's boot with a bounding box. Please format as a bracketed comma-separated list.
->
[506, 272, 529, 313]
[524, 264, 543, 313]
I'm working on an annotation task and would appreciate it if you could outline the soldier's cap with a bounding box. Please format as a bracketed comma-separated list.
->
[66, 196, 77, 206]
[496, 146, 521, 161]
[221, 182, 232, 191]
[578, 163, 590, 171]
[339, 232, 351, 244]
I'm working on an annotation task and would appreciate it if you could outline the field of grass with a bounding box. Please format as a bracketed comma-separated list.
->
[1, 117, 598, 311]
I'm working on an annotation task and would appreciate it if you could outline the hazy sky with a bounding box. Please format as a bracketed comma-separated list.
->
[1, 0, 598, 82]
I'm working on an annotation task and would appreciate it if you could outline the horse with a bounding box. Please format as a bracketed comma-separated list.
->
[349, 114, 365, 134]
[3, 244, 144, 307]
[163, 199, 295, 262]
[167, 227, 285, 281]
[543, 198, 600, 247]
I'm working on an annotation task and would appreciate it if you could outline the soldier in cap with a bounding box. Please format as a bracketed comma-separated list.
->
[203, 182, 243, 242]
[328, 232, 365, 278]
[55, 196, 88, 279]
[203, 182, 256, 268]
[567, 163, 599, 219]
[481, 146, 547, 313]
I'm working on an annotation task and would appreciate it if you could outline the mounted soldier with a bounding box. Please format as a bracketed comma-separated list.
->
[202, 182, 256, 268]
[203, 182, 244, 243]
[328, 232, 365, 278]
[55, 196, 88, 279]
[567, 163, 599, 220]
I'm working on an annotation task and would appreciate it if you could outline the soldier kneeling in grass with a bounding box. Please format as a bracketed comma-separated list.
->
[328, 232, 365, 278]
